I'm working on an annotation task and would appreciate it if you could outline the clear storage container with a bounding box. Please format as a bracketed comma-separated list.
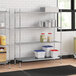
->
[47, 33, 52, 42]
[40, 33, 46, 42]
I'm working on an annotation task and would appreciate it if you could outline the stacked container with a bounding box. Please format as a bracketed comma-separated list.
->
[42, 45, 53, 57]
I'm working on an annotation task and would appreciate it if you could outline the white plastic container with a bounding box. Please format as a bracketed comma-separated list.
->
[48, 20, 52, 27]
[45, 20, 52, 27]
[0, 23, 5, 28]
[51, 20, 56, 27]
[42, 45, 53, 57]
[50, 49, 59, 58]
[39, 21, 47, 27]
[34, 50, 45, 58]
[39, 21, 44, 27]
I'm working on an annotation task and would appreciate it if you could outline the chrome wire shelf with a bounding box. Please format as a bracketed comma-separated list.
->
[0, 45, 9, 47]
[14, 12, 58, 14]
[0, 27, 9, 29]
[15, 27, 61, 29]
[0, 11, 8, 14]
[16, 57, 60, 62]
[0, 61, 8, 65]
[15, 41, 61, 45]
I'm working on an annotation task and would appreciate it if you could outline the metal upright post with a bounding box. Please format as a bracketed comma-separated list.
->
[4, 11, 6, 35]
[19, 9, 22, 68]
[53, 13, 56, 62]
[4, 10, 7, 65]
[60, 10, 62, 63]
[14, 9, 16, 64]
[54, 13, 56, 49]
[8, 9, 11, 69]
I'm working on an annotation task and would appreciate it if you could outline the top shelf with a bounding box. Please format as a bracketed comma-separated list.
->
[14, 12, 58, 14]
[0, 11, 8, 14]
[14, 7, 59, 14]
[0, 27, 9, 29]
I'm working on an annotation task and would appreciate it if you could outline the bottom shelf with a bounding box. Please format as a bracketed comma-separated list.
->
[16, 57, 60, 62]
[0, 61, 8, 64]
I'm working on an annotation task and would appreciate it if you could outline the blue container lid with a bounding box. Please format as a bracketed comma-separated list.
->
[42, 45, 53, 48]
[34, 50, 45, 52]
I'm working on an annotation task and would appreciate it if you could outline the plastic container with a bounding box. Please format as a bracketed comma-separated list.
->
[50, 49, 59, 58]
[46, 20, 52, 27]
[0, 35, 6, 45]
[42, 45, 53, 57]
[47, 33, 52, 42]
[39, 21, 43, 27]
[0, 53, 6, 62]
[0, 47, 6, 62]
[34, 50, 45, 58]
[51, 20, 56, 27]
[39, 21, 46, 27]
[0, 23, 5, 28]
[48, 20, 52, 27]
[0, 47, 6, 52]
[40, 33, 46, 43]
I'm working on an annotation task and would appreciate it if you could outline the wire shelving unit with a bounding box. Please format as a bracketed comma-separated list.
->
[0, 10, 10, 65]
[14, 7, 62, 67]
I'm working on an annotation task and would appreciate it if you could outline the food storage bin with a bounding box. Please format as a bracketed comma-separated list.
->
[40, 33, 46, 43]
[34, 50, 45, 58]
[0, 47, 6, 62]
[42, 45, 53, 57]
[47, 33, 52, 42]
[0, 53, 6, 62]
[0, 35, 6, 45]
[0, 47, 6, 52]
[50, 49, 59, 58]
